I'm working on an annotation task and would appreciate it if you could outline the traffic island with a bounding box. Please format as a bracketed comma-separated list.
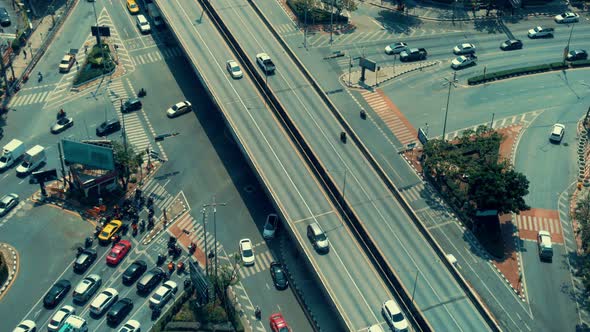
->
[72, 43, 117, 88]
[0, 243, 19, 300]
[341, 61, 438, 89]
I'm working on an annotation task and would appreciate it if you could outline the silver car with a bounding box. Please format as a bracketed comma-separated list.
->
[0, 193, 18, 216]
[226, 60, 243, 79]
[73, 274, 102, 303]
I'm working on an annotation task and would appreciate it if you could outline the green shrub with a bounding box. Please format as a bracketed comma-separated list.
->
[571, 59, 590, 68]
[549, 61, 567, 70]
[286, 0, 348, 24]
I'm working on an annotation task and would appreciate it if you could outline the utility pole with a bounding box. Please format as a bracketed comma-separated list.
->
[201, 208, 208, 277]
[329, 0, 334, 44]
[303, 5, 308, 49]
[564, 23, 575, 63]
[441, 72, 457, 140]
[348, 54, 352, 86]
[203, 196, 226, 281]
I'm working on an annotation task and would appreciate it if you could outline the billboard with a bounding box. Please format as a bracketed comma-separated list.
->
[62, 139, 115, 171]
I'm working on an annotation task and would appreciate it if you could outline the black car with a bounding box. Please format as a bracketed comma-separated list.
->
[137, 267, 165, 294]
[500, 39, 523, 51]
[269, 262, 288, 290]
[43, 279, 71, 308]
[107, 298, 133, 325]
[0, 8, 10, 27]
[122, 260, 147, 285]
[74, 248, 97, 273]
[96, 119, 121, 136]
[121, 98, 142, 113]
[567, 49, 588, 61]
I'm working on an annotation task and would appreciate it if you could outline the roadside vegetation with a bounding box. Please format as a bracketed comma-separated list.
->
[286, 0, 355, 24]
[572, 193, 590, 310]
[421, 126, 530, 256]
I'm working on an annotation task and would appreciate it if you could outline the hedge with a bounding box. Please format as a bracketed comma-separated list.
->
[286, 0, 348, 24]
[468, 60, 590, 85]
[73, 44, 116, 86]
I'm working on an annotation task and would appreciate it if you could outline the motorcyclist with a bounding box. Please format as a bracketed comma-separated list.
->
[57, 109, 66, 119]
[255, 306, 261, 320]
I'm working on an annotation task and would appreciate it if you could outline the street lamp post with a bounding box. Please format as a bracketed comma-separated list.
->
[564, 23, 575, 63]
[201, 208, 208, 276]
[303, 5, 308, 49]
[441, 72, 457, 140]
[330, 0, 334, 44]
[203, 197, 226, 280]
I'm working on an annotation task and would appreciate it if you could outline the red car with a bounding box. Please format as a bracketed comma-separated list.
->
[269, 313, 290, 332]
[106, 240, 132, 265]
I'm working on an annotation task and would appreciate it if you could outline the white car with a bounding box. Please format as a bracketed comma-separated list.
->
[58, 54, 75, 73]
[453, 43, 476, 55]
[549, 123, 565, 143]
[239, 238, 255, 266]
[451, 55, 477, 69]
[384, 42, 408, 55]
[368, 324, 385, 332]
[382, 299, 409, 332]
[12, 320, 36, 332]
[554, 12, 579, 23]
[149, 280, 178, 308]
[73, 274, 102, 303]
[263, 213, 279, 239]
[226, 60, 243, 79]
[47, 305, 75, 332]
[136, 14, 151, 34]
[90, 288, 119, 315]
[0, 193, 19, 216]
[166, 101, 192, 118]
[118, 320, 141, 332]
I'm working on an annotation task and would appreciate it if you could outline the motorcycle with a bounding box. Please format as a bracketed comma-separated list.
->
[177, 261, 185, 273]
[167, 261, 175, 273]
[139, 220, 145, 233]
[255, 307, 261, 320]
[131, 223, 138, 236]
[37, 72, 43, 82]
[340, 131, 347, 143]
[151, 306, 161, 320]
[157, 253, 166, 266]
[188, 242, 196, 255]
[76, 246, 84, 257]
[147, 217, 154, 230]
[84, 237, 93, 248]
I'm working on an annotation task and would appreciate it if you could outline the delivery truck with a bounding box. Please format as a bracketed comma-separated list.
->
[16, 145, 46, 175]
[0, 139, 26, 171]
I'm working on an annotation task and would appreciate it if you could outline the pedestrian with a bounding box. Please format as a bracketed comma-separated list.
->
[84, 45, 88, 54]
[163, 208, 167, 222]
[23, 49, 27, 59]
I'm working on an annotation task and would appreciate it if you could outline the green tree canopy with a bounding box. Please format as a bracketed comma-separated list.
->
[112, 141, 144, 190]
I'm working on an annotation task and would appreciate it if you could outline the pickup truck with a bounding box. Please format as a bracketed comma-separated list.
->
[399, 48, 427, 62]
[527, 26, 554, 38]
[256, 53, 275, 74]
[451, 54, 477, 69]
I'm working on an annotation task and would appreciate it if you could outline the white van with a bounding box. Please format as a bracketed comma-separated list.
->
[16, 145, 46, 175]
[136, 14, 151, 34]
[58, 315, 88, 332]
[538, 230, 553, 261]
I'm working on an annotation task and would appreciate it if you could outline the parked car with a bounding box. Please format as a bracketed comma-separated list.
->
[451, 55, 477, 69]
[307, 222, 329, 253]
[118, 320, 141, 332]
[90, 288, 119, 315]
[566, 49, 588, 61]
[122, 260, 147, 285]
[149, 280, 177, 308]
[0, 8, 11, 27]
[121, 98, 142, 113]
[137, 267, 165, 294]
[166, 101, 192, 118]
[549, 123, 565, 143]
[73, 274, 102, 303]
[269, 313, 290, 332]
[73, 248, 97, 273]
[98, 219, 123, 243]
[107, 298, 134, 325]
[0, 193, 19, 217]
[270, 262, 288, 290]
[382, 299, 409, 332]
[12, 320, 36, 332]
[96, 119, 122, 136]
[107, 240, 132, 265]
[263, 213, 279, 239]
[50, 117, 74, 134]
[384, 42, 408, 55]
[47, 305, 75, 332]
[43, 279, 71, 308]
[239, 238, 255, 266]
[555, 12, 579, 23]
[226, 60, 243, 79]
[500, 39, 523, 51]
[453, 43, 476, 55]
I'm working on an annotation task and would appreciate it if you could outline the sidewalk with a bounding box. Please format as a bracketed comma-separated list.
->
[368, 0, 576, 21]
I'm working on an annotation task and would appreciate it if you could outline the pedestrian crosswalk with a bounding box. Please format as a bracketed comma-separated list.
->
[275, 23, 298, 34]
[514, 214, 562, 235]
[399, 182, 426, 203]
[131, 47, 183, 66]
[172, 212, 223, 256]
[95, 8, 134, 73]
[360, 90, 417, 147]
[9, 90, 52, 107]
[305, 27, 462, 48]
[238, 250, 274, 279]
[141, 178, 175, 211]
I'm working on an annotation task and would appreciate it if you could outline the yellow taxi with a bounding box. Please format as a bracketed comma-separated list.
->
[98, 219, 123, 243]
[127, 0, 140, 14]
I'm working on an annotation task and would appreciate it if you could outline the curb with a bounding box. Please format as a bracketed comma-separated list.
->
[342, 61, 438, 89]
[0, 243, 18, 296]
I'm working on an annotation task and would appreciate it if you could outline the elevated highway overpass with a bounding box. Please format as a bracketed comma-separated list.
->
[156, 0, 498, 331]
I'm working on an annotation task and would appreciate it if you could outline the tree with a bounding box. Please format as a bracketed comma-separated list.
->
[467, 161, 530, 214]
[112, 141, 144, 190]
[333, 0, 357, 16]
[573, 193, 590, 253]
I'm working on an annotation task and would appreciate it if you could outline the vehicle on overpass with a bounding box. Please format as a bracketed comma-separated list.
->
[256, 53, 276, 74]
